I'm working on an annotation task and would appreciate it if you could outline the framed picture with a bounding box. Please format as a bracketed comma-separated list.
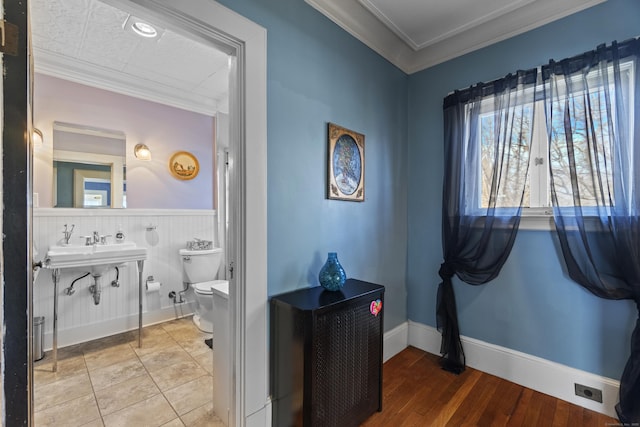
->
[169, 151, 200, 180]
[327, 123, 365, 201]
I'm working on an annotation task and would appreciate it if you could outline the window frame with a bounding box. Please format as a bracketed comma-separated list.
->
[471, 59, 635, 227]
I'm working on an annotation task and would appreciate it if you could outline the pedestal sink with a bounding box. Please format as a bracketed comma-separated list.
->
[43, 242, 147, 372]
[45, 242, 147, 269]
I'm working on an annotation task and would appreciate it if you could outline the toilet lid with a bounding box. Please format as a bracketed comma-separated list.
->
[194, 280, 226, 295]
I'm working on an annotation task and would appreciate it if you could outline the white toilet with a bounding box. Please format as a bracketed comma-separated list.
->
[179, 247, 228, 333]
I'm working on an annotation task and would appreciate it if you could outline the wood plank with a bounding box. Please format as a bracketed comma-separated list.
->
[507, 388, 534, 427]
[448, 373, 500, 426]
[483, 379, 523, 427]
[581, 406, 600, 427]
[566, 398, 585, 427]
[551, 399, 571, 427]
[362, 347, 619, 427]
[430, 369, 483, 425]
[398, 410, 430, 427]
[536, 392, 558, 426]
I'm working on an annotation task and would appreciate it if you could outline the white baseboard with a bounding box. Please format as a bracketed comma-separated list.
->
[383, 322, 409, 362]
[43, 304, 195, 350]
[407, 320, 620, 418]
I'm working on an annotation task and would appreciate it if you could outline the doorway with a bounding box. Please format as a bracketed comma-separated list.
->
[1, 0, 268, 425]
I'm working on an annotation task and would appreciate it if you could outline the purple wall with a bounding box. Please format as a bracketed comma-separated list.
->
[34, 74, 215, 209]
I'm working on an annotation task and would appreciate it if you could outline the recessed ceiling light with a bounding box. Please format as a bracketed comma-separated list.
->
[123, 15, 163, 40]
[132, 21, 157, 38]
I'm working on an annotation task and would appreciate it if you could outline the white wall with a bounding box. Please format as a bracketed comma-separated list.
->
[33, 208, 217, 348]
[33, 74, 216, 209]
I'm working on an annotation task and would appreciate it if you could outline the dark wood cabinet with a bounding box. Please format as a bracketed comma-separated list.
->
[270, 279, 384, 427]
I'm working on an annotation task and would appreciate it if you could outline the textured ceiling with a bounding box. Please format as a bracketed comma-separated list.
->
[30, 0, 230, 115]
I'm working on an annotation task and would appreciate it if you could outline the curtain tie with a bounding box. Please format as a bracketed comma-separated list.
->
[439, 262, 455, 281]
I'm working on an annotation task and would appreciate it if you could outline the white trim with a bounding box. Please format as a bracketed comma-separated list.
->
[34, 208, 216, 217]
[407, 320, 620, 418]
[305, 0, 606, 74]
[407, 320, 443, 353]
[406, 0, 606, 74]
[357, 0, 536, 52]
[52, 121, 126, 140]
[305, 0, 414, 73]
[520, 214, 554, 231]
[383, 322, 408, 362]
[34, 47, 224, 116]
[53, 150, 124, 168]
[43, 305, 195, 350]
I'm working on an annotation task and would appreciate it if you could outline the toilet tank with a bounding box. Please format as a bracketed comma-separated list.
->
[179, 247, 223, 284]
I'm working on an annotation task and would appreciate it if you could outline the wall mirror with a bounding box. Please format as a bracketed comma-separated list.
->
[53, 121, 126, 208]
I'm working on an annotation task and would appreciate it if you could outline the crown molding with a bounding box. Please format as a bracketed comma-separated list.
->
[305, 0, 416, 73]
[357, 0, 537, 51]
[34, 47, 226, 116]
[306, 0, 607, 75]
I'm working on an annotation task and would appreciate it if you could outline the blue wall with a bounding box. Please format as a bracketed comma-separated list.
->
[217, 0, 639, 378]
[408, 0, 640, 379]
[54, 161, 112, 207]
[216, 0, 409, 329]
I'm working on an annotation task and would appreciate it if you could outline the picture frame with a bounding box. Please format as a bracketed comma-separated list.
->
[169, 151, 200, 180]
[327, 122, 365, 201]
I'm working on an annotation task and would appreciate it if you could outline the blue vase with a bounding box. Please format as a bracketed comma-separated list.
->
[318, 252, 346, 291]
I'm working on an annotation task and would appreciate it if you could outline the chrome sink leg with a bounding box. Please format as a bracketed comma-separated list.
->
[52, 268, 60, 372]
[137, 259, 144, 348]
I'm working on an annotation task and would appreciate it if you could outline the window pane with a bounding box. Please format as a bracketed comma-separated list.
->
[549, 88, 614, 208]
[480, 104, 533, 208]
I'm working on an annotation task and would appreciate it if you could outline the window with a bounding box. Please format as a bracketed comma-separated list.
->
[478, 100, 539, 209]
[477, 61, 635, 213]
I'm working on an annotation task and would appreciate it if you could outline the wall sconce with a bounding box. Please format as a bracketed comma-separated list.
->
[134, 143, 152, 160]
[32, 128, 43, 148]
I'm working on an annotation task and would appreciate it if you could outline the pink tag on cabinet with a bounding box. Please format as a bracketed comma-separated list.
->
[370, 299, 382, 316]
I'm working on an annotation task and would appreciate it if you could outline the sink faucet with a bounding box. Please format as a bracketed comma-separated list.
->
[82, 231, 102, 246]
[62, 224, 75, 245]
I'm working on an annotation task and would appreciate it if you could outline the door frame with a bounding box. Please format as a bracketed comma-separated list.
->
[1, 1, 268, 425]
[2, 0, 33, 423]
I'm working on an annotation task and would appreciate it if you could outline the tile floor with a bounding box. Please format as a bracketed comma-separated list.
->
[34, 316, 226, 427]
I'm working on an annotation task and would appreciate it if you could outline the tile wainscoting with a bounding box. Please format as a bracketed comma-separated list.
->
[33, 208, 218, 350]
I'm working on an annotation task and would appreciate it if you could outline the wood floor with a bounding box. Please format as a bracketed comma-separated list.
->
[362, 346, 619, 427]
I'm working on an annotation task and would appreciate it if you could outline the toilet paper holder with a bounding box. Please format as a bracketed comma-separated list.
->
[146, 275, 161, 291]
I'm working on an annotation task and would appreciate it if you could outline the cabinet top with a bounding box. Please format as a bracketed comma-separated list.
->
[270, 278, 384, 311]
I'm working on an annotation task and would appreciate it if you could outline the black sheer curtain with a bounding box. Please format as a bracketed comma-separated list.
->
[542, 39, 640, 423]
[439, 70, 537, 373]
